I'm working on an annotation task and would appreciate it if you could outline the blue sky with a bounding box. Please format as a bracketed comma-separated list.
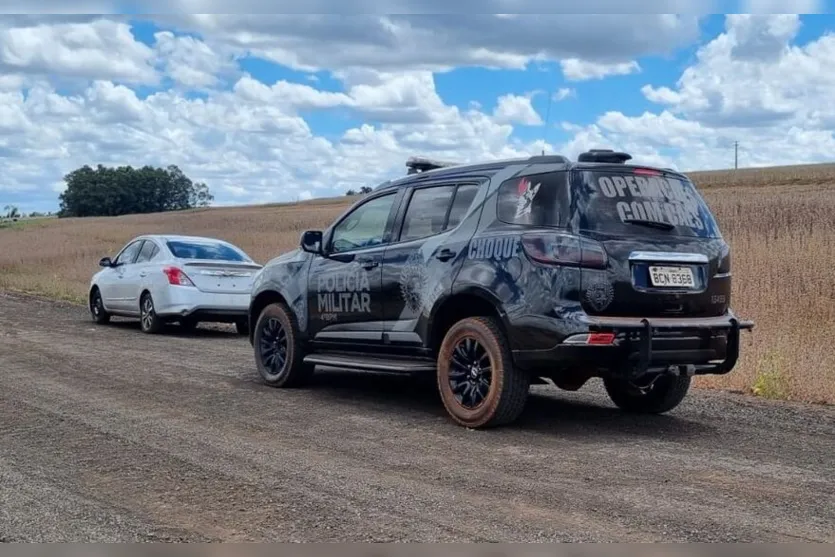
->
[1, 11, 835, 214]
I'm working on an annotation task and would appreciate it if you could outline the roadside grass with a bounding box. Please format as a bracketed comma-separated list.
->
[1, 166, 834, 405]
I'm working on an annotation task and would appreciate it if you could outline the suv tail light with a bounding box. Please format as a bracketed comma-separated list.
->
[163, 266, 195, 286]
[520, 232, 608, 269]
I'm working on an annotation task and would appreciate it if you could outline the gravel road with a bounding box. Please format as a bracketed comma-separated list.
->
[1, 291, 833, 542]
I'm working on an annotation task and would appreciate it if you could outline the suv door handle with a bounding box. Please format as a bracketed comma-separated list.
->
[357, 257, 379, 270]
[139, 271, 148, 278]
[435, 249, 456, 262]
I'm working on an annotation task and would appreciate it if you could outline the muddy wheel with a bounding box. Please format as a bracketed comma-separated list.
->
[139, 292, 163, 334]
[436, 316, 530, 429]
[603, 374, 691, 414]
[253, 302, 313, 388]
[89, 287, 110, 324]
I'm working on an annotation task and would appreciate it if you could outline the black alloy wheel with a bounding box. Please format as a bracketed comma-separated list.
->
[259, 317, 289, 376]
[448, 336, 493, 409]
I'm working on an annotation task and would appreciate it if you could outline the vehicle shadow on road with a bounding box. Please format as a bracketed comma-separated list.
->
[102, 319, 241, 339]
[304, 368, 716, 441]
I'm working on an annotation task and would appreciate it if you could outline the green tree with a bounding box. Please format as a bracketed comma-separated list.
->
[57, 164, 214, 218]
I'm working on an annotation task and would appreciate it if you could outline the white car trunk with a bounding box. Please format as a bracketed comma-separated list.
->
[181, 260, 261, 294]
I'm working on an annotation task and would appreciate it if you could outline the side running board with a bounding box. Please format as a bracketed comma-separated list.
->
[303, 354, 437, 373]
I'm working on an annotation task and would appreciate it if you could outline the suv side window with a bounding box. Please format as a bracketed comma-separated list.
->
[330, 193, 397, 254]
[400, 185, 456, 242]
[445, 184, 479, 229]
[135, 240, 159, 264]
[114, 240, 143, 266]
[496, 172, 565, 227]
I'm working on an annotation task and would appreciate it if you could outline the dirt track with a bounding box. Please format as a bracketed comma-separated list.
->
[1, 291, 833, 542]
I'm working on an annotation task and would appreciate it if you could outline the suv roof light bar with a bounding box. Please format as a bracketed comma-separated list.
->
[405, 156, 461, 175]
[578, 149, 633, 164]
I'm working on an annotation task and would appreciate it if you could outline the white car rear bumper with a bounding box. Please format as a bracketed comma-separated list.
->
[154, 285, 250, 320]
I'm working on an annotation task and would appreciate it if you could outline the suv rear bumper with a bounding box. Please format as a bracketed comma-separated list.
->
[512, 313, 754, 378]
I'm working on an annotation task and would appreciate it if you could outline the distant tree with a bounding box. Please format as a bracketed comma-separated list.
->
[3, 205, 20, 219]
[57, 164, 214, 218]
[345, 186, 372, 196]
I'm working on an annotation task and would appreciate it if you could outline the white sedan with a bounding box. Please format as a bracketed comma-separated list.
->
[89, 234, 262, 334]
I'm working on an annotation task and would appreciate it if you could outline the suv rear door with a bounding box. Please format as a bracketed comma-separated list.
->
[379, 181, 480, 347]
[568, 166, 731, 318]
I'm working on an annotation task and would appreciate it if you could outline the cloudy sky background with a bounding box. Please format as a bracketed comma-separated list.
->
[1, 7, 835, 213]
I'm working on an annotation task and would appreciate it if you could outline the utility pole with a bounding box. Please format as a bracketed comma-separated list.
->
[734, 141, 739, 170]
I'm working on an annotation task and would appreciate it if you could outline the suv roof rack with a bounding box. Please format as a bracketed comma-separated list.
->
[578, 149, 632, 164]
[405, 156, 461, 175]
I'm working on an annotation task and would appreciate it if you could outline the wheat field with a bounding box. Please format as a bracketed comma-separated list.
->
[2, 163, 834, 404]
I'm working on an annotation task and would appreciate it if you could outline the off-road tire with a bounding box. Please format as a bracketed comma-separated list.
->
[436, 316, 530, 429]
[603, 374, 692, 414]
[235, 319, 249, 336]
[139, 292, 164, 334]
[89, 287, 110, 324]
[253, 302, 313, 388]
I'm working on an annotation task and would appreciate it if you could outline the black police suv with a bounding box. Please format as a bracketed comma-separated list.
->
[247, 149, 754, 429]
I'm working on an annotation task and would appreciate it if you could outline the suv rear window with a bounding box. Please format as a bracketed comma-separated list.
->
[574, 169, 722, 238]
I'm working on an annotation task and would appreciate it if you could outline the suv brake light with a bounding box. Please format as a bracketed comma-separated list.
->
[633, 168, 662, 176]
[520, 232, 608, 269]
[163, 266, 195, 286]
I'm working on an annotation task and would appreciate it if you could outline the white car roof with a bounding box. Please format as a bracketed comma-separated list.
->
[141, 234, 233, 245]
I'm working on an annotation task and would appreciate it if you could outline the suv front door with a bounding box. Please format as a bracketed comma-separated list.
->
[307, 190, 401, 345]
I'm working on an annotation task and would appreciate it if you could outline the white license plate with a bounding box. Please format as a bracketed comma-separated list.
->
[649, 266, 695, 288]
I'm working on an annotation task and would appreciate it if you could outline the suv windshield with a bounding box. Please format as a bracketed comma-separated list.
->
[572, 169, 722, 238]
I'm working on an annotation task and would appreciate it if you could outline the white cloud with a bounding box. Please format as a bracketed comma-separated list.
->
[0, 19, 157, 84]
[2, 12, 835, 214]
[641, 14, 835, 128]
[492, 93, 543, 126]
[561, 59, 641, 81]
[157, 14, 700, 73]
[153, 31, 240, 89]
[554, 88, 576, 101]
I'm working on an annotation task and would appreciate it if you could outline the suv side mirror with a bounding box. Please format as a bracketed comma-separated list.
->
[99, 256, 114, 267]
[300, 230, 324, 255]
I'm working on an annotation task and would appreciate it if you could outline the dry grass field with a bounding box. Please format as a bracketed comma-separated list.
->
[2, 163, 834, 404]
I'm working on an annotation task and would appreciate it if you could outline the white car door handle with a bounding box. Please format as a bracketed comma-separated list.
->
[139, 271, 148, 277]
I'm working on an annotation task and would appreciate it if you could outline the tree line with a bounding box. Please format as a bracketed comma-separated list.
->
[57, 164, 213, 218]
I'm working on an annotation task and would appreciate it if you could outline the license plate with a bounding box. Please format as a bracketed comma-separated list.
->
[649, 266, 695, 288]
